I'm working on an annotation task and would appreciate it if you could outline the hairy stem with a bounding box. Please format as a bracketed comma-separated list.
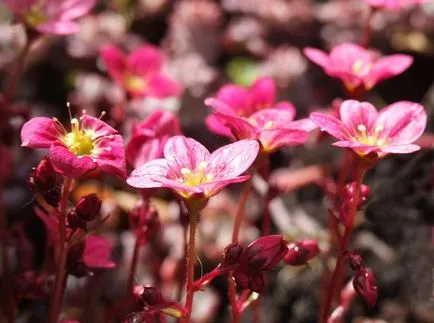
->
[49, 177, 72, 323]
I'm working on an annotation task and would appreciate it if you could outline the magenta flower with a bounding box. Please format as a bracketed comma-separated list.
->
[126, 110, 181, 168]
[2, 0, 97, 35]
[21, 112, 126, 178]
[310, 100, 427, 157]
[304, 43, 413, 93]
[101, 45, 183, 99]
[127, 136, 259, 199]
[367, 0, 425, 10]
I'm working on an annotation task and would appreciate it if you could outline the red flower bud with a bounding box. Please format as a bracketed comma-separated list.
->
[129, 201, 160, 244]
[353, 268, 378, 308]
[29, 157, 63, 206]
[343, 183, 370, 210]
[75, 193, 102, 221]
[240, 235, 288, 272]
[67, 210, 87, 230]
[222, 243, 243, 267]
[283, 240, 320, 266]
[141, 286, 164, 306]
[248, 273, 266, 294]
[348, 250, 364, 271]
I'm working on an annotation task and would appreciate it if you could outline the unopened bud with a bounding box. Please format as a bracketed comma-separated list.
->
[75, 193, 101, 221]
[348, 250, 364, 271]
[29, 157, 62, 206]
[284, 240, 320, 266]
[141, 286, 164, 306]
[240, 235, 288, 272]
[353, 268, 378, 308]
[248, 273, 265, 294]
[222, 243, 243, 267]
[67, 210, 86, 230]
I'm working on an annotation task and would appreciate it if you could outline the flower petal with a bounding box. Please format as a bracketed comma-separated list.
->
[376, 101, 427, 144]
[101, 45, 127, 85]
[310, 112, 347, 140]
[200, 175, 251, 198]
[366, 54, 413, 88]
[259, 129, 309, 152]
[339, 100, 378, 134]
[205, 98, 238, 116]
[250, 77, 276, 109]
[81, 114, 118, 137]
[57, 0, 97, 21]
[127, 45, 164, 77]
[207, 139, 259, 179]
[93, 134, 126, 179]
[21, 117, 62, 148]
[287, 118, 318, 132]
[215, 84, 253, 116]
[212, 112, 257, 140]
[272, 101, 296, 119]
[205, 115, 235, 139]
[380, 144, 420, 154]
[49, 144, 96, 178]
[303, 47, 330, 69]
[163, 136, 211, 173]
[127, 158, 170, 189]
[147, 74, 183, 98]
[35, 21, 80, 35]
[126, 136, 163, 168]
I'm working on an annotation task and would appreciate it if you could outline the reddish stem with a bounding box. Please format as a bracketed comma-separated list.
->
[362, 7, 374, 49]
[321, 165, 366, 323]
[261, 156, 271, 235]
[49, 177, 72, 323]
[127, 237, 141, 293]
[182, 208, 199, 323]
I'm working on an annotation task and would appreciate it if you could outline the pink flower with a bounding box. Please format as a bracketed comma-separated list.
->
[126, 110, 181, 168]
[367, 0, 425, 10]
[304, 43, 413, 92]
[310, 100, 427, 157]
[21, 112, 126, 178]
[2, 0, 97, 35]
[205, 77, 316, 152]
[67, 235, 116, 277]
[127, 136, 259, 199]
[101, 45, 183, 99]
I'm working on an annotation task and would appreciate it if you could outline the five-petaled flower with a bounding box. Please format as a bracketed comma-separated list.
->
[310, 100, 427, 157]
[127, 136, 259, 199]
[367, 0, 425, 10]
[21, 112, 126, 178]
[101, 45, 183, 99]
[304, 43, 413, 93]
[205, 77, 316, 153]
[2, 0, 97, 35]
[126, 110, 181, 168]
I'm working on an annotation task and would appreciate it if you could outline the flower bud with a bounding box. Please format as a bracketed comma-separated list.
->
[67, 210, 87, 230]
[240, 235, 288, 272]
[353, 268, 378, 308]
[248, 273, 266, 294]
[222, 243, 243, 267]
[75, 193, 102, 221]
[29, 157, 63, 206]
[141, 286, 164, 306]
[348, 250, 364, 271]
[343, 183, 370, 210]
[283, 240, 320, 266]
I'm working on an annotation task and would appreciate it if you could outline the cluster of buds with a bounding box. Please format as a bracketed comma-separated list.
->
[124, 286, 187, 322]
[67, 193, 102, 230]
[348, 250, 378, 308]
[29, 157, 63, 207]
[128, 200, 160, 245]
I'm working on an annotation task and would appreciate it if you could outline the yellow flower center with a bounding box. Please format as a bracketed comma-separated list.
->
[179, 161, 213, 187]
[24, 1, 48, 27]
[354, 124, 388, 147]
[352, 60, 372, 77]
[124, 74, 147, 92]
[63, 118, 96, 156]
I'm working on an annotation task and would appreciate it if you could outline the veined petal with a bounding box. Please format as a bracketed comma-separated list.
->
[126, 136, 163, 168]
[205, 98, 238, 116]
[310, 112, 348, 140]
[250, 77, 276, 108]
[153, 177, 203, 199]
[127, 45, 164, 77]
[101, 45, 127, 85]
[303, 47, 331, 69]
[212, 112, 257, 140]
[215, 85, 252, 116]
[207, 139, 259, 179]
[163, 136, 211, 173]
[49, 144, 96, 178]
[366, 54, 413, 88]
[93, 134, 126, 179]
[376, 101, 427, 144]
[259, 128, 309, 152]
[333, 141, 378, 155]
[127, 158, 169, 189]
[199, 175, 251, 198]
[21, 117, 62, 148]
[287, 118, 318, 132]
[81, 114, 118, 137]
[339, 100, 378, 134]
[249, 108, 295, 129]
